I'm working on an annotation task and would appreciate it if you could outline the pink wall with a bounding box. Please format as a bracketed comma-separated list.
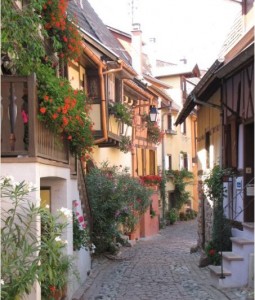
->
[129, 187, 159, 240]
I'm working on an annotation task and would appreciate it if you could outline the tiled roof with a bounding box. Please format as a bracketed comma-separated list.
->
[68, 0, 132, 65]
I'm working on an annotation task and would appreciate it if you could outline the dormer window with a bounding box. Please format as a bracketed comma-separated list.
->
[107, 73, 115, 101]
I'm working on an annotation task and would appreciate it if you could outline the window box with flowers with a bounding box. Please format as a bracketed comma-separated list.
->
[37, 64, 94, 157]
[108, 102, 133, 126]
[142, 115, 164, 145]
[140, 175, 162, 187]
[119, 135, 133, 153]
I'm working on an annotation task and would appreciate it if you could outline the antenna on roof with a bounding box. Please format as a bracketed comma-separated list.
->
[129, 0, 139, 27]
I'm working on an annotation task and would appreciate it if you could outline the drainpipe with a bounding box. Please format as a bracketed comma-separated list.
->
[102, 61, 123, 75]
[161, 112, 168, 221]
[95, 65, 108, 144]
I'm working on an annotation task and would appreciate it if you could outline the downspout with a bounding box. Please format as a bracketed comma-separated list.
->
[95, 65, 108, 144]
[220, 78, 225, 168]
[131, 108, 136, 177]
[102, 60, 123, 75]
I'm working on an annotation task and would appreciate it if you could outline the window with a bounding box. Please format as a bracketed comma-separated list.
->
[87, 70, 100, 100]
[181, 120, 186, 134]
[149, 150, 156, 175]
[180, 152, 188, 170]
[167, 114, 173, 130]
[40, 187, 51, 209]
[168, 191, 176, 209]
[107, 73, 115, 101]
[205, 131, 210, 169]
[167, 155, 172, 171]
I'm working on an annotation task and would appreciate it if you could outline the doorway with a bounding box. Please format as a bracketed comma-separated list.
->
[244, 122, 254, 222]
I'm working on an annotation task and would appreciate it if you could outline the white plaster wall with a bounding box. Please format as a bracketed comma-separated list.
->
[1, 162, 91, 300]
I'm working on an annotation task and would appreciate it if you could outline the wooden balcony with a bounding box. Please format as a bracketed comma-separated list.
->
[1, 75, 76, 172]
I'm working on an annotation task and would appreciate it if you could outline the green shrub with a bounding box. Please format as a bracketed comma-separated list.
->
[166, 169, 194, 210]
[86, 163, 153, 254]
[204, 165, 232, 254]
[1, 176, 39, 300]
[167, 208, 178, 225]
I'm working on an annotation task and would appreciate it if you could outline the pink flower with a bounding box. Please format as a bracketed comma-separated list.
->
[78, 216, 84, 223]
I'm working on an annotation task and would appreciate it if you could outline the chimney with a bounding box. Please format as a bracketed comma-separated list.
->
[148, 37, 157, 76]
[131, 23, 142, 75]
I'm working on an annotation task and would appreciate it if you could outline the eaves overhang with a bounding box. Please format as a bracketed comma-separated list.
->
[175, 59, 223, 125]
[147, 85, 172, 105]
[216, 42, 254, 79]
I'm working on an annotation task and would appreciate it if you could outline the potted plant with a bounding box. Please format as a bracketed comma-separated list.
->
[119, 135, 132, 153]
[142, 115, 164, 144]
[108, 102, 132, 126]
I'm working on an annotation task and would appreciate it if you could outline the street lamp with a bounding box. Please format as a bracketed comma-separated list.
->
[149, 105, 158, 122]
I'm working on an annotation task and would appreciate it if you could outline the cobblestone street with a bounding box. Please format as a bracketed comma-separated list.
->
[76, 219, 254, 300]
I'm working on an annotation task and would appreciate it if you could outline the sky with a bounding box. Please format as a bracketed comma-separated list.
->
[88, 0, 241, 70]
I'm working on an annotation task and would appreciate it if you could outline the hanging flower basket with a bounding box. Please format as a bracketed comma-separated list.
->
[139, 175, 162, 186]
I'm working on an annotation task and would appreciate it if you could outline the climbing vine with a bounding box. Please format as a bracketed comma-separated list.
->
[166, 169, 194, 210]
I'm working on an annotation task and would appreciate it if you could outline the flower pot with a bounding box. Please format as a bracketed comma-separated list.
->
[50, 288, 62, 300]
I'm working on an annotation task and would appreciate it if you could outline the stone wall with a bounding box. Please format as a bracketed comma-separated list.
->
[197, 176, 214, 249]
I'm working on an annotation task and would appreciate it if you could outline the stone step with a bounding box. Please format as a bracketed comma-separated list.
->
[230, 237, 254, 246]
[222, 251, 243, 261]
[242, 222, 254, 230]
[208, 265, 231, 277]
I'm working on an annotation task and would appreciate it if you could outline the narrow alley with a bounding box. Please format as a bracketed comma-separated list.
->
[75, 220, 253, 300]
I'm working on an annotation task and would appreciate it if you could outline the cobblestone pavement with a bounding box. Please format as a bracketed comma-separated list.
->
[77, 219, 254, 300]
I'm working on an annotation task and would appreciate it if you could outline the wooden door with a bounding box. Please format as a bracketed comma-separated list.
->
[244, 122, 254, 222]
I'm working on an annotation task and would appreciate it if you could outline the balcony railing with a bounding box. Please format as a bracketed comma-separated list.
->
[1, 74, 75, 168]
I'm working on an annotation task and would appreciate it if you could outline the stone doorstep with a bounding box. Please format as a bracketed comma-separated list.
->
[208, 265, 231, 277]
[242, 222, 254, 230]
[230, 237, 254, 245]
[222, 251, 244, 261]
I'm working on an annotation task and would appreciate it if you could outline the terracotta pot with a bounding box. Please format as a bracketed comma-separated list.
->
[51, 289, 62, 300]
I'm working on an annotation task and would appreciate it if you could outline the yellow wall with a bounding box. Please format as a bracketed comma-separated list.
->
[197, 89, 222, 172]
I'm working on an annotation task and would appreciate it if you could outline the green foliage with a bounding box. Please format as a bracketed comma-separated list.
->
[0, 176, 78, 300]
[143, 115, 163, 144]
[166, 169, 194, 210]
[1, 0, 46, 75]
[39, 207, 77, 298]
[37, 64, 94, 157]
[204, 165, 232, 253]
[109, 102, 133, 126]
[119, 135, 132, 153]
[73, 213, 90, 251]
[1, 176, 39, 300]
[86, 163, 153, 253]
[150, 206, 157, 218]
[167, 208, 178, 225]
[1, 0, 82, 75]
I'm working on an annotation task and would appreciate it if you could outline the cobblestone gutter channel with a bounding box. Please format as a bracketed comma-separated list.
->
[73, 219, 254, 300]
